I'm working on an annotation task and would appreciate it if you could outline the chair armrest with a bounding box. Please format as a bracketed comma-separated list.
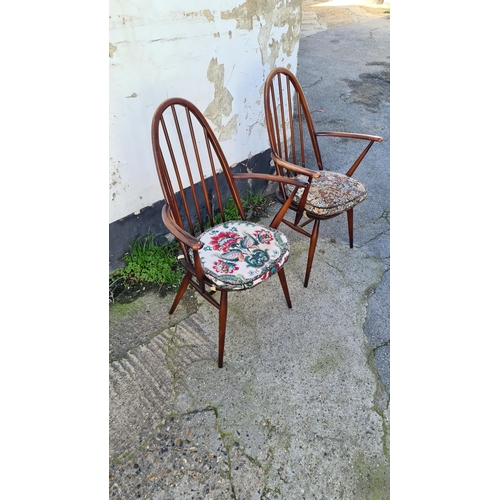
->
[315, 131, 383, 142]
[271, 155, 322, 179]
[161, 204, 203, 251]
[315, 132, 382, 177]
[233, 173, 312, 230]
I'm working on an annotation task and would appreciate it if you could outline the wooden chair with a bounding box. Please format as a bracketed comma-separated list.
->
[264, 67, 383, 287]
[151, 97, 307, 368]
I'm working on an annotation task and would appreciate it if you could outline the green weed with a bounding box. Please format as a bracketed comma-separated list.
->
[206, 191, 267, 228]
[211, 196, 242, 226]
[109, 233, 184, 302]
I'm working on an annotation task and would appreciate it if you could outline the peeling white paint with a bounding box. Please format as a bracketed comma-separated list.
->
[109, 0, 301, 224]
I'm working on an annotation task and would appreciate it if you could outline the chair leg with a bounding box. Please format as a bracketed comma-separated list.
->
[347, 209, 354, 248]
[169, 272, 191, 314]
[218, 290, 228, 368]
[277, 267, 292, 309]
[304, 219, 320, 288]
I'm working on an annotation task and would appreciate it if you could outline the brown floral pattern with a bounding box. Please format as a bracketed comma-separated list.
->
[285, 170, 367, 216]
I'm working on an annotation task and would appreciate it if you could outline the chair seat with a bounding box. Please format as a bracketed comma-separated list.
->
[285, 170, 367, 216]
[190, 221, 290, 291]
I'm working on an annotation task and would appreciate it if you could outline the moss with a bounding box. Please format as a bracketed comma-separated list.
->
[351, 452, 390, 499]
[310, 348, 344, 375]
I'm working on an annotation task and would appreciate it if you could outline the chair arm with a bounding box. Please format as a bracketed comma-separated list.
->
[271, 154, 322, 179]
[315, 132, 382, 177]
[234, 173, 311, 230]
[161, 204, 203, 251]
[315, 131, 383, 142]
[233, 172, 308, 188]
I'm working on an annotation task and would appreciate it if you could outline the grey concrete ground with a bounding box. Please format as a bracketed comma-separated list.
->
[109, 5, 390, 499]
[296, 1, 390, 394]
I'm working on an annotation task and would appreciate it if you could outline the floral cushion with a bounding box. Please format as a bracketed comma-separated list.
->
[285, 170, 367, 216]
[189, 221, 290, 291]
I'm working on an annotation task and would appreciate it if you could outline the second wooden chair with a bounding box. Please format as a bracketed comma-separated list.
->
[264, 67, 383, 287]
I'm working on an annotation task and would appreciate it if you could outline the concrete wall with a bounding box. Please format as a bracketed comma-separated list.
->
[109, 0, 302, 228]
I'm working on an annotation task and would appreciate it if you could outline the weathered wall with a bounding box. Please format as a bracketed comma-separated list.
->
[109, 0, 302, 227]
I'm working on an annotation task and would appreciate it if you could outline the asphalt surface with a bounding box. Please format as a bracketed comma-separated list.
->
[109, 6, 390, 499]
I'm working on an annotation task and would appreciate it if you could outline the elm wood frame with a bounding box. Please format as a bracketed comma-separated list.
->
[151, 97, 307, 368]
[264, 67, 383, 287]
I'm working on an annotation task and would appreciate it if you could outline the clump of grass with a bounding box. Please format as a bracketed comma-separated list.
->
[109, 233, 184, 302]
[242, 190, 266, 214]
[118, 235, 183, 284]
[211, 196, 242, 225]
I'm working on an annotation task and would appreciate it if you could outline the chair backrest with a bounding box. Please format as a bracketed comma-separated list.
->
[264, 67, 324, 178]
[151, 98, 247, 240]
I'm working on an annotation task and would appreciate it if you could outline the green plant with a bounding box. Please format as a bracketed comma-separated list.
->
[110, 233, 184, 288]
[206, 191, 267, 228]
[212, 196, 242, 225]
[242, 190, 266, 212]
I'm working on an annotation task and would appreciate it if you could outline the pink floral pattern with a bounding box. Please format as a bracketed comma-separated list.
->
[212, 260, 239, 274]
[209, 231, 241, 252]
[189, 221, 289, 291]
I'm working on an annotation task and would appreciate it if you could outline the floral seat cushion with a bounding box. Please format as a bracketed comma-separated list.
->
[190, 221, 290, 291]
[285, 170, 367, 216]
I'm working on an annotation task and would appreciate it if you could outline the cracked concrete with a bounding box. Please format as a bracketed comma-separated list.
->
[296, 5, 390, 393]
[110, 239, 389, 498]
[110, 5, 389, 499]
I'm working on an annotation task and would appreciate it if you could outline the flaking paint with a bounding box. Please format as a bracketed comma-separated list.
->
[222, 0, 302, 66]
[109, 0, 301, 224]
[204, 58, 238, 141]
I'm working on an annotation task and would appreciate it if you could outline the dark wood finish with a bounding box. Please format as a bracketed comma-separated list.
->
[264, 67, 383, 286]
[218, 290, 228, 369]
[151, 97, 307, 368]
